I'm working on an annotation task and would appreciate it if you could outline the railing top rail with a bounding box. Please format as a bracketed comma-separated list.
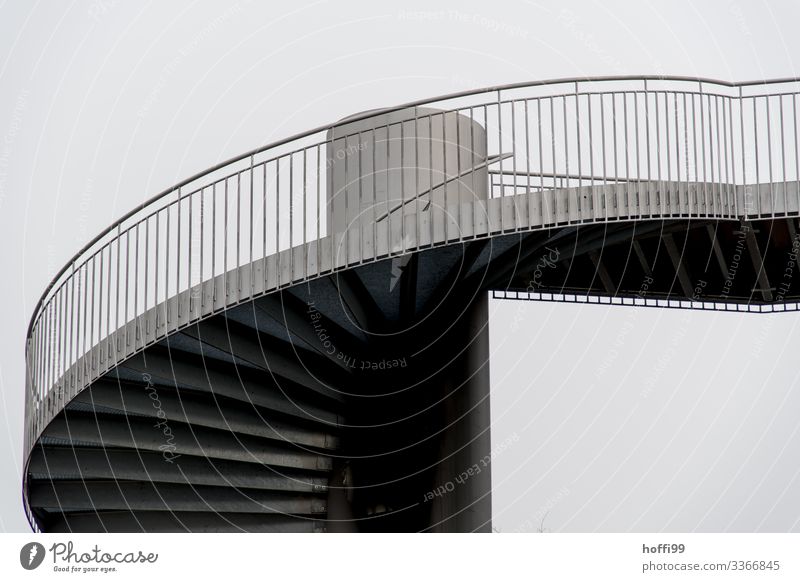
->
[25, 75, 800, 338]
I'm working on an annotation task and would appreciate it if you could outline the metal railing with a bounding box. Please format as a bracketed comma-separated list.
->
[24, 76, 800, 483]
[493, 290, 800, 314]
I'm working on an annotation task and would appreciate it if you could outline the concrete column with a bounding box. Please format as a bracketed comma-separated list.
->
[429, 291, 492, 532]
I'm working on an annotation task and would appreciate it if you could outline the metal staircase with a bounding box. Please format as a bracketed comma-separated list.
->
[23, 77, 800, 532]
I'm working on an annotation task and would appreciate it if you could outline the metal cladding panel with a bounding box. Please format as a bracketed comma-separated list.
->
[326, 106, 489, 243]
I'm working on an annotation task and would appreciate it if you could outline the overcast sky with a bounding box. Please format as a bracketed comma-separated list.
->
[2, 0, 800, 533]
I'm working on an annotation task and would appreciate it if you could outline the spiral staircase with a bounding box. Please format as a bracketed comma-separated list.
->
[23, 77, 800, 532]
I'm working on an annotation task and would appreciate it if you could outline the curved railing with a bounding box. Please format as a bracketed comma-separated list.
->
[24, 77, 800, 519]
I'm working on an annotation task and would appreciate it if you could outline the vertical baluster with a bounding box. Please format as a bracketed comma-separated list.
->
[441, 112, 448, 241]
[706, 92, 715, 215]
[779, 95, 787, 215]
[547, 97, 556, 222]
[104, 243, 110, 359]
[414, 109, 421, 246]
[224, 177, 229, 297]
[600, 94, 607, 218]
[250, 156, 255, 295]
[699, 84, 708, 215]
[60, 283, 66, 387]
[276, 157, 280, 281]
[69, 264, 75, 391]
[588, 94, 595, 216]
[135, 222, 141, 340]
[456, 106, 464, 235]
[683, 92, 690, 214]
[739, 88, 747, 218]
[644, 81, 652, 213]
[728, 95, 736, 216]
[766, 95, 774, 216]
[318, 145, 323, 272]
[115, 227, 120, 352]
[469, 107, 477, 237]
[302, 149, 308, 273]
[145, 216, 150, 334]
[83, 259, 89, 360]
[400, 116, 406, 248]
[343, 137, 348, 264]
[98, 245, 105, 362]
[237, 171, 242, 293]
[201, 187, 206, 311]
[33, 317, 40, 418]
[624, 92, 631, 214]
[261, 160, 272, 282]
[723, 97, 730, 215]
[793, 94, 799, 213]
[691, 92, 699, 213]
[714, 95, 722, 214]
[125, 228, 130, 345]
[536, 97, 545, 214]
[655, 89, 662, 214]
[754, 97, 761, 217]
[497, 93, 504, 231]
[189, 190, 193, 313]
[212, 182, 217, 301]
[576, 84, 583, 217]
[172, 194, 177, 324]
[562, 95, 569, 221]
[612, 92, 619, 214]
[524, 100, 532, 226]
[154, 210, 160, 330]
[664, 92, 671, 212]
[287, 153, 296, 284]
[428, 113, 434, 247]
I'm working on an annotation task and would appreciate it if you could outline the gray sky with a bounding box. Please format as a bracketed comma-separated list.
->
[2, 0, 800, 532]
